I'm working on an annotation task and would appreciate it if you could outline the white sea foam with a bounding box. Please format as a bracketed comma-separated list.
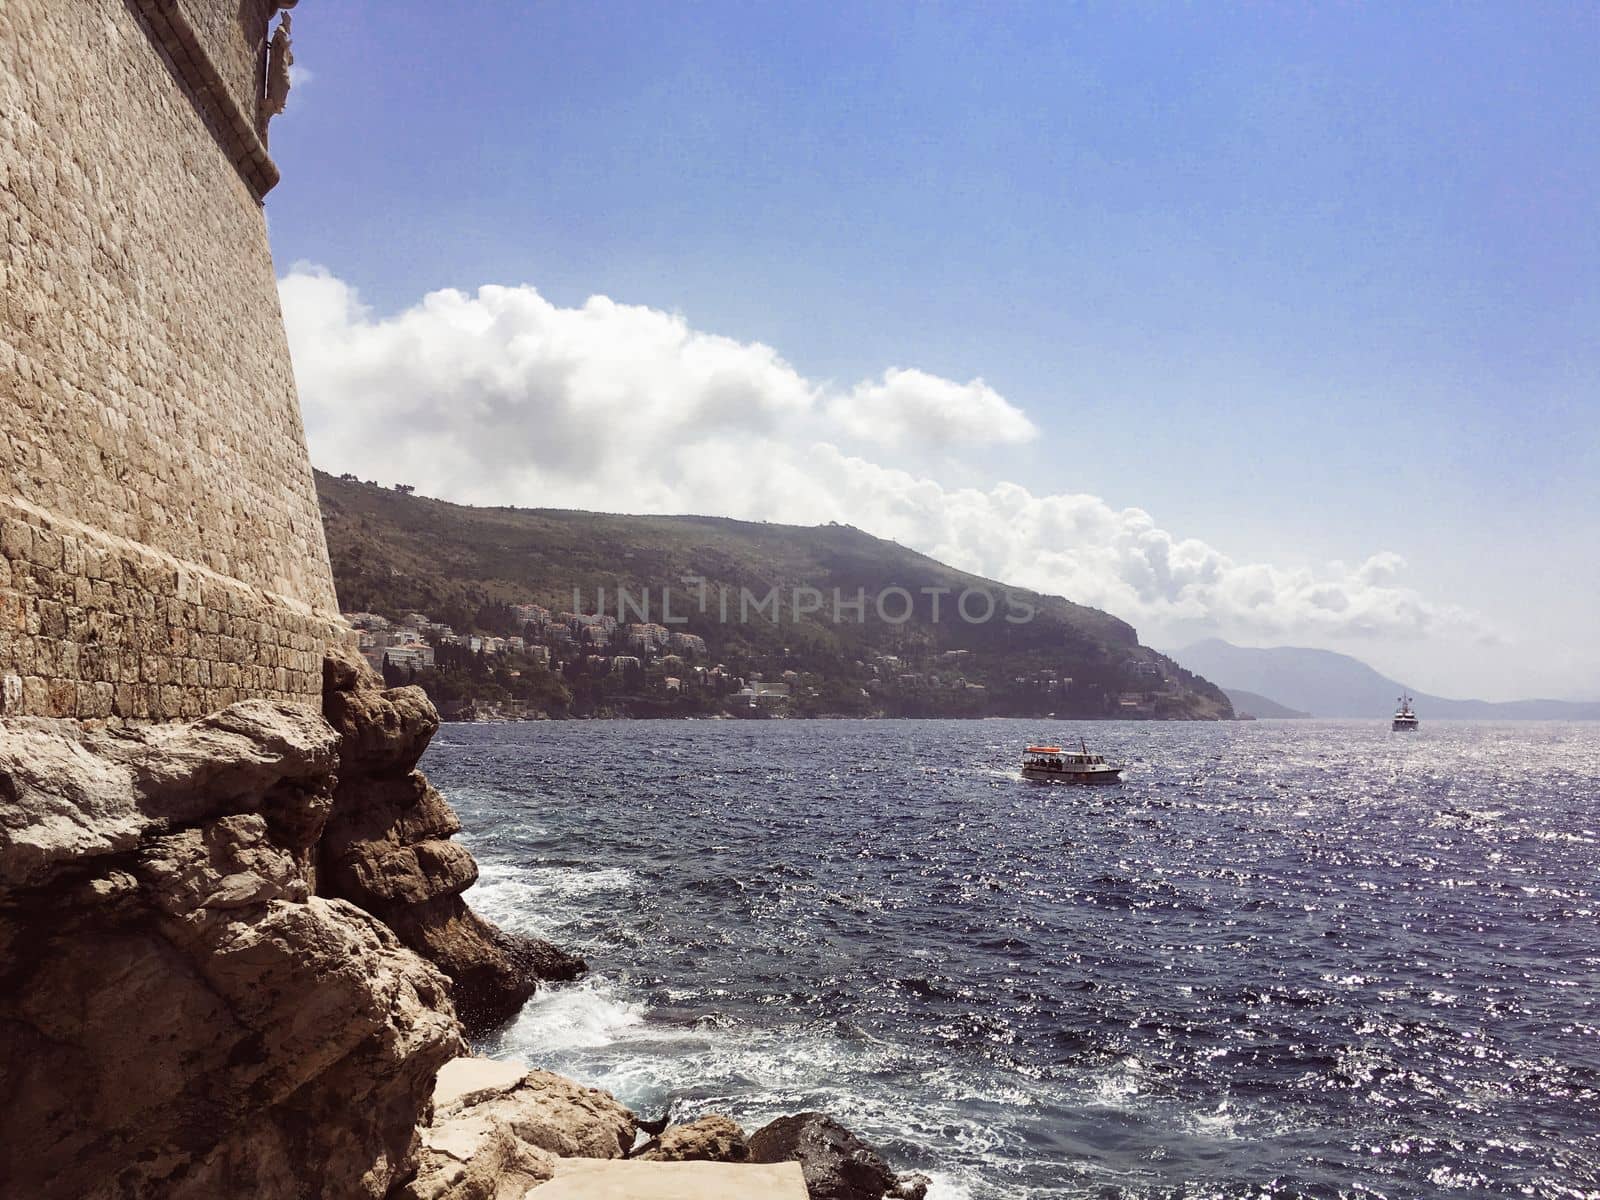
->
[520, 865, 639, 896]
[460, 861, 549, 933]
[916, 1063, 1039, 1110]
[493, 978, 645, 1056]
[1084, 1055, 1147, 1107]
[465, 860, 638, 936]
[1184, 1100, 1246, 1141]
[921, 1169, 978, 1200]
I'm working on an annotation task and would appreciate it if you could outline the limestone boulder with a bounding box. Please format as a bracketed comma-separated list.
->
[0, 698, 338, 889]
[323, 684, 439, 777]
[324, 641, 379, 694]
[748, 1113, 913, 1200]
[635, 1113, 750, 1162]
[340, 836, 481, 906]
[399, 1058, 636, 1200]
[323, 771, 464, 849]
[495, 918, 590, 986]
[132, 701, 342, 813]
[400, 1108, 558, 1200]
[384, 896, 587, 1032]
[476, 1067, 636, 1159]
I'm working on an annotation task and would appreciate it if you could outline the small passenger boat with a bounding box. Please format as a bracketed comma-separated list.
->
[1021, 741, 1123, 784]
[1391, 695, 1419, 731]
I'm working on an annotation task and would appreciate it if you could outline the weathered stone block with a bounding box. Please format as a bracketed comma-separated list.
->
[31, 528, 62, 570]
[46, 677, 77, 717]
[0, 518, 32, 562]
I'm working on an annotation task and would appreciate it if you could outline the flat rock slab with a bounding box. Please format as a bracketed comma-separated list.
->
[535, 1158, 808, 1199]
[434, 1055, 530, 1108]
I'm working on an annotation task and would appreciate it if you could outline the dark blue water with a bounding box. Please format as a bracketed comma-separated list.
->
[423, 719, 1600, 1199]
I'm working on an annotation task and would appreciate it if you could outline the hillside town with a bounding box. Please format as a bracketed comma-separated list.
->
[347, 604, 798, 720]
[344, 602, 1189, 721]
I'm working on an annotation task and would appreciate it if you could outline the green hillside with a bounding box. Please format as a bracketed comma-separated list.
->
[316, 471, 1232, 720]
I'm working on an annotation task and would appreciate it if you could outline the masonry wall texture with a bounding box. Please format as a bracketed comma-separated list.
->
[176, 0, 277, 132]
[0, 0, 343, 720]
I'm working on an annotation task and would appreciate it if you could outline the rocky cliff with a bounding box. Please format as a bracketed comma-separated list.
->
[0, 650, 934, 1197]
[0, 650, 578, 1196]
[0, 700, 461, 1196]
[318, 648, 584, 1031]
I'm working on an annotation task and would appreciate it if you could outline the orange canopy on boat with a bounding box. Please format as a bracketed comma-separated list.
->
[1024, 745, 1062, 754]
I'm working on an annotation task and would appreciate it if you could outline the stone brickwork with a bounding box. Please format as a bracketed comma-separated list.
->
[0, 0, 345, 719]
[175, 0, 277, 135]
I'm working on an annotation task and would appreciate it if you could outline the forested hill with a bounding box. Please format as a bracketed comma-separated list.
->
[315, 471, 1232, 720]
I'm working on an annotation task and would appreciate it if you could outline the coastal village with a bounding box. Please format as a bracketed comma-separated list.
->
[345, 601, 1181, 722]
[348, 604, 795, 720]
[350, 603, 847, 720]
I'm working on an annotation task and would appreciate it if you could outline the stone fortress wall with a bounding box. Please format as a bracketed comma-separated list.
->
[1, 0, 344, 719]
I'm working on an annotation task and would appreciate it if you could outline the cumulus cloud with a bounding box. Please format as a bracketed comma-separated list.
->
[280, 266, 1488, 643]
[825, 368, 1037, 448]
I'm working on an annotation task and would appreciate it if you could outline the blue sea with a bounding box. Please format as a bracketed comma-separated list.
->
[422, 719, 1600, 1199]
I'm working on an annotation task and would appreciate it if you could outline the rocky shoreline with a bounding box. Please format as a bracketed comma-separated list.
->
[0, 648, 926, 1197]
[404, 1058, 929, 1200]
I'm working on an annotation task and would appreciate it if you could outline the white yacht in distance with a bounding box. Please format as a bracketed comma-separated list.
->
[1021, 741, 1123, 784]
[1392, 695, 1420, 731]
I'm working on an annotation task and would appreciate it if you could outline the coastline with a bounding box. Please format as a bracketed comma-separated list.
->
[0, 650, 934, 1196]
[438, 710, 1236, 723]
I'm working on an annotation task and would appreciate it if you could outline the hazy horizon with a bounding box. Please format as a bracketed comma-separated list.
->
[269, 3, 1599, 702]
[1153, 636, 1598, 707]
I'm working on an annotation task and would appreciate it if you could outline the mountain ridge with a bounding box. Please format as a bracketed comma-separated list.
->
[315, 471, 1233, 720]
[1174, 638, 1600, 720]
[1222, 687, 1311, 719]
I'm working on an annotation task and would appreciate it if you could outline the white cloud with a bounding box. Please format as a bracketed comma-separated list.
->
[280, 266, 1489, 643]
[826, 368, 1037, 448]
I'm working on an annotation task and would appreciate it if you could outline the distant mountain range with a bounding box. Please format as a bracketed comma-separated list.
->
[1174, 638, 1600, 720]
[1222, 688, 1310, 719]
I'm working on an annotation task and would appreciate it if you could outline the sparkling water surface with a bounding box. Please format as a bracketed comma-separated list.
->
[421, 719, 1600, 1199]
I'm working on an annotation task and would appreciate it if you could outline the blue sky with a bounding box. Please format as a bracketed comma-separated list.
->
[268, 2, 1600, 700]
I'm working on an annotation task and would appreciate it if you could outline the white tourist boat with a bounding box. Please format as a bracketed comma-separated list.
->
[1391, 695, 1420, 731]
[1021, 741, 1123, 784]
